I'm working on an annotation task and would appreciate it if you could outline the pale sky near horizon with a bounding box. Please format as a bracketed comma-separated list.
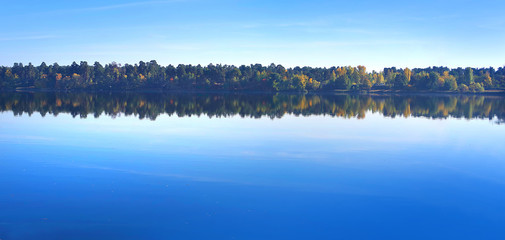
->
[1, 0, 505, 71]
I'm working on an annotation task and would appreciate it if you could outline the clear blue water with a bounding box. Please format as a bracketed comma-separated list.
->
[1, 93, 505, 239]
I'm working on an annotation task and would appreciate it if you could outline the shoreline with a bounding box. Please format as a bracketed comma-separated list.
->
[3, 88, 505, 96]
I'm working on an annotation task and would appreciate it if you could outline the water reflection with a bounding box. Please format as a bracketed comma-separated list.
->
[2, 92, 505, 239]
[1, 92, 504, 121]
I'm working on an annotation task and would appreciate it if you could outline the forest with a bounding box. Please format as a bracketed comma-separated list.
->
[0, 61, 504, 92]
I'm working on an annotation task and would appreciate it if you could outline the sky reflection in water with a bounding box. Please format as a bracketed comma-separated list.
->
[1, 93, 505, 239]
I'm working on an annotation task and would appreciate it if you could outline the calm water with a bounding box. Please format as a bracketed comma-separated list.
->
[1, 92, 505, 239]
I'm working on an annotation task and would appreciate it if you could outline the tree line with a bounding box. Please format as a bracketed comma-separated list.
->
[1, 92, 504, 121]
[0, 61, 504, 92]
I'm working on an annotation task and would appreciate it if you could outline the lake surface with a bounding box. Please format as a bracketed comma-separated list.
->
[1, 92, 505, 239]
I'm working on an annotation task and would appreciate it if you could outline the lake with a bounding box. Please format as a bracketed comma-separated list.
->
[1, 92, 505, 239]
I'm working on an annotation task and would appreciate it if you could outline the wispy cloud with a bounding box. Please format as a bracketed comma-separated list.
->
[158, 43, 205, 51]
[38, 0, 188, 15]
[0, 35, 58, 41]
[406, 14, 460, 22]
[233, 20, 328, 30]
[75, 0, 187, 11]
[475, 17, 505, 31]
[273, 20, 328, 28]
[236, 39, 427, 50]
[302, 27, 380, 35]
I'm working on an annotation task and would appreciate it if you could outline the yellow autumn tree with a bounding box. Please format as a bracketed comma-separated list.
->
[404, 68, 412, 84]
[483, 72, 492, 88]
[336, 67, 347, 77]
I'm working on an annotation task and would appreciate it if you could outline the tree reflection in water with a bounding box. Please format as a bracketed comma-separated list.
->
[1, 92, 504, 121]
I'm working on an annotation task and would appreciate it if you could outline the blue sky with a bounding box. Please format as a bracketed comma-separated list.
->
[1, 0, 505, 71]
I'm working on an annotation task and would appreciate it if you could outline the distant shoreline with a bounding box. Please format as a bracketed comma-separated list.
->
[1, 62, 504, 94]
[4, 88, 505, 96]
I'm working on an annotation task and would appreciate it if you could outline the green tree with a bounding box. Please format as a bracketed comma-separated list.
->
[394, 74, 408, 88]
[464, 67, 474, 85]
[428, 72, 441, 90]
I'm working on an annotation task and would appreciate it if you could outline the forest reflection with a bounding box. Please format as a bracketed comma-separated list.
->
[1, 92, 504, 121]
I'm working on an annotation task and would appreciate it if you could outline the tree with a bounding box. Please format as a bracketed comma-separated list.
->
[377, 73, 384, 85]
[292, 74, 308, 91]
[483, 72, 492, 88]
[469, 82, 484, 92]
[0, 61, 501, 92]
[404, 68, 412, 84]
[362, 78, 372, 90]
[329, 70, 337, 86]
[459, 84, 469, 92]
[464, 67, 474, 85]
[336, 74, 351, 89]
[445, 78, 458, 91]
[428, 72, 441, 90]
[394, 74, 408, 88]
